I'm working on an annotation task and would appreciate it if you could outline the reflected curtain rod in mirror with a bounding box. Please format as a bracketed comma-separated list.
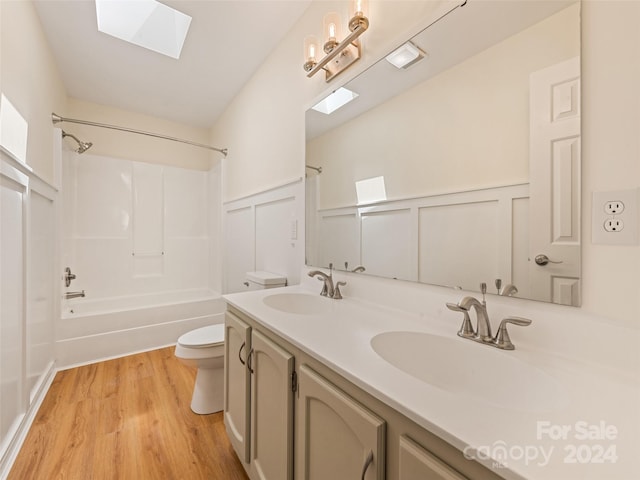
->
[305, 0, 581, 307]
[51, 113, 228, 157]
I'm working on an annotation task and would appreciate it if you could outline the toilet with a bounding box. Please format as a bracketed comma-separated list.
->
[244, 270, 287, 291]
[174, 324, 225, 414]
[175, 272, 286, 414]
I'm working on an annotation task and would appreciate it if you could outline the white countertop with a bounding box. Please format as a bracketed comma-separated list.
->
[223, 284, 640, 480]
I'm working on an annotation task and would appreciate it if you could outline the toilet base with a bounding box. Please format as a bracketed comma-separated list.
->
[191, 366, 224, 415]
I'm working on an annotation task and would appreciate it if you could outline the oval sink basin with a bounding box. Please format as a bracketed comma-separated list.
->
[371, 331, 567, 412]
[263, 293, 331, 315]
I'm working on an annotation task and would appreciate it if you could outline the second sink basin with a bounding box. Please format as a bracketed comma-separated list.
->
[263, 292, 331, 315]
[371, 331, 567, 412]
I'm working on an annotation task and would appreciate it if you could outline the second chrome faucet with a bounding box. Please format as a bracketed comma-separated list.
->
[447, 282, 531, 350]
[308, 263, 346, 299]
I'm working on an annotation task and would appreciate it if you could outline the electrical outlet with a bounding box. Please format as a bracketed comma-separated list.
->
[603, 219, 624, 232]
[592, 188, 639, 245]
[604, 201, 624, 215]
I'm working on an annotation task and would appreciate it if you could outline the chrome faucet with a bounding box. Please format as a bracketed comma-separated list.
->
[458, 295, 492, 342]
[308, 263, 335, 298]
[308, 263, 346, 299]
[344, 261, 366, 273]
[499, 283, 518, 296]
[446, 282, 531, 350]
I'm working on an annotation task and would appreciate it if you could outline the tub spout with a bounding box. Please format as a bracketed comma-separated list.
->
[64, 290, 85, 299]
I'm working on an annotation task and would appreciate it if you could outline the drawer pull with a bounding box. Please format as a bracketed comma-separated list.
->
[238, 342, 246, 365]
[361, 450, 373, 480]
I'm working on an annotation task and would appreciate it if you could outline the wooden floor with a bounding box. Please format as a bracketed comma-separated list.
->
[8, 347, 249, 480]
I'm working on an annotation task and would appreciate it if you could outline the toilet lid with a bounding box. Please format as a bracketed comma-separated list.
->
[178, 324, 224, 348]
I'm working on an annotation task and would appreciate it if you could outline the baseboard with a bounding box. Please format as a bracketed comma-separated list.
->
[0, 361, 57, 480]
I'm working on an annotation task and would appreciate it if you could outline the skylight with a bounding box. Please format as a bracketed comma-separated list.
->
[355, 176, 387, 205]
[95, 0, 192, 59]
[311, 87, 359, 115]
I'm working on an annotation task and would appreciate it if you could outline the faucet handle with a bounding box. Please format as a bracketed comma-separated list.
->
[333, 281, 346, 299]
[446, 303, 475, 338]
[493, 316, 532, 350]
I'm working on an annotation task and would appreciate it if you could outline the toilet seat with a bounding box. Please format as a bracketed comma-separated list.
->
[178, 324, 224, 349]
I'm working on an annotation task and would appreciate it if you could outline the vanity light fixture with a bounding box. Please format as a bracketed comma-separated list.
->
[386, 41, 426, 69]
[303, 0, 369, 82]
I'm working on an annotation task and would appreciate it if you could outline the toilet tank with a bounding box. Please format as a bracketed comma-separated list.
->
[245, 271, 287, 291]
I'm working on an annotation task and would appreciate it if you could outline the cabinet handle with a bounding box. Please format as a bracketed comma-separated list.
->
[238, 342, 246, 365]
[247, 348, 255, 374]
[361, 450, 374, 480]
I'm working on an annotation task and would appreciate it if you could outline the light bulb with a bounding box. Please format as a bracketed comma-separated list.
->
[323, 12, 341, 53]
[349, 0, 369, 32]
[303, 35, 319, 72]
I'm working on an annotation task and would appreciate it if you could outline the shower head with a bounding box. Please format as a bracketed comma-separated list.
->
[62, 130, 93, 154]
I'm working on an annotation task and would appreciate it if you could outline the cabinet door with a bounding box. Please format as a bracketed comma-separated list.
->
[249, 329, 295, 480]
[224, 311, 251, 463]
[296, 365, 385, 480]
[399, 435, 467, 480]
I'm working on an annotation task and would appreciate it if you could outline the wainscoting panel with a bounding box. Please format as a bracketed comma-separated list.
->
[362, 208, 413, 281]
[319, 211, 359, 271]
[419, 201, 500, 291]
[0, 147, 58, 478]
[223, 180, 304, 293]
[310, 184, 529, 294]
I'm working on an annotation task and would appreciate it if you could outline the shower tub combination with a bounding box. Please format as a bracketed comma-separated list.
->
[56, 289, 224, 368]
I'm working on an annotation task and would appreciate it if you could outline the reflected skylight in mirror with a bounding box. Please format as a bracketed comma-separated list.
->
[95, 0, 192, 59]
[356, 176, 387, 205]
[312, 87, 359, 115]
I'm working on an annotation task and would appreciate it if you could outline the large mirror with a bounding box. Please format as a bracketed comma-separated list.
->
[305, 0, 581, 306]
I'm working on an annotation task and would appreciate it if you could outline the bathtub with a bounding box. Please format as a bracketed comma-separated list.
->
[57, 289, 225, 369]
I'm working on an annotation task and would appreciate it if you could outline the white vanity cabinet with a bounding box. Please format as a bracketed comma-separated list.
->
[295, 364, 385, 480]
[248, 328, 295, 480]
[224, 305, 499, 480]
[224, 309, 295, 480]
[224, 311, 252, 462]
[398, 435, 466, 480]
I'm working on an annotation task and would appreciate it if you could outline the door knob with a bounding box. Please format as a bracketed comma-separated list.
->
[534, 254, 563, 266]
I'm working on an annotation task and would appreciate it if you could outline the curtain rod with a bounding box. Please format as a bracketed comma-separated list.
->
[51, 113, 228, 157]
[305, 165, 322, 173]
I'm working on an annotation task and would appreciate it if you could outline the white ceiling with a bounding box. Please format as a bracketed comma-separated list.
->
[34, 0, 311, 128]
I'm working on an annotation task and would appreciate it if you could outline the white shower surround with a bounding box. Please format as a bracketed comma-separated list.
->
[60, 151, 222, 366]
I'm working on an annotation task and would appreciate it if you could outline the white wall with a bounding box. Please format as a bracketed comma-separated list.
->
[0, 0, 67, 183]
[65, 98, 216, 171]
[0, 2, 65, 473]
[580, 0, 640, 322]
[212, 0, 461, 203]
[215, 0, 640, 325]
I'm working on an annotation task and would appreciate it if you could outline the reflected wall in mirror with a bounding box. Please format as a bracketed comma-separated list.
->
[305, 0, 581, 306]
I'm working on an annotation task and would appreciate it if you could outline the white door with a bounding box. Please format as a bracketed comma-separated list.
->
[529, 56, 581, 306]
[223, 311, 251, 463]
